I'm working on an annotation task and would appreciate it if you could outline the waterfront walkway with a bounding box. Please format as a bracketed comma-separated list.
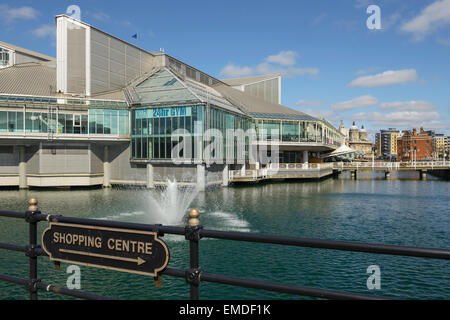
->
[228, 161, 450, 183]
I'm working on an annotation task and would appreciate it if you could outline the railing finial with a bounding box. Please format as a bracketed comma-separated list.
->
[188, 208, 200, 226]
[28, 198, 38, 212]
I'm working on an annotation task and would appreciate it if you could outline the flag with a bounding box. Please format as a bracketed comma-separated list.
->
[132, 33, 138, 39]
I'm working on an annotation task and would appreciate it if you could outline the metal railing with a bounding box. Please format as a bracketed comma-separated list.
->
[1, 198, 450, 300]
[333, 161, 450, 170]
[229, 163, 334, 180]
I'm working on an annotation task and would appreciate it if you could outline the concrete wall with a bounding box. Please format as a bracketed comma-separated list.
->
[109, 143, 146, 185]
[206, 164, 224, 185]
[153, 164, 197, 183]
[0, 141, 226, 188]
[40, 144, 90, 174]
[0, 146, 17, 174]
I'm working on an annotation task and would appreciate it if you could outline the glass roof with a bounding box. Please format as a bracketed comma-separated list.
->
[134, 69, 199, 105]
[250, 112, 318, 121]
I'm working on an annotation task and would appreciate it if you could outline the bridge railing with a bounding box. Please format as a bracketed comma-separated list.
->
[333, 161, 449, 170]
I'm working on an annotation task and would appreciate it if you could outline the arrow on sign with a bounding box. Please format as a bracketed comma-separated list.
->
[60, 249, 147, 265]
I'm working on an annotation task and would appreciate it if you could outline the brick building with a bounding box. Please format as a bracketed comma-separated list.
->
[397, 128, 432, 161]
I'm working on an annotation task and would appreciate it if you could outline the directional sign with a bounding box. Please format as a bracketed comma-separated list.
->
[41, 223, 169, 276]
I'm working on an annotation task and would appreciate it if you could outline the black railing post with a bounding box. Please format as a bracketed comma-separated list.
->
[185, 208, 202, 300]
[25, 198, 40, 300]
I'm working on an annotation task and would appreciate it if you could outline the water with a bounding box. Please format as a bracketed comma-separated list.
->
[0, 176, 449, 300]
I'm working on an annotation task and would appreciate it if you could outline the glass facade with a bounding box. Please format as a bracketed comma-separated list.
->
[131, 104, 252, 161]
[281, 121, 299, 142]
[207, 106, 252, 162]
[0, 109, 128, 135]
[88, 109, 129, 135]
[0, 111, 23, 132]
[131, 105, 203, 159]
[255, 119, 341, 146]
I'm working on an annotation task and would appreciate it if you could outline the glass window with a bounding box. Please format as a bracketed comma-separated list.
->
[111, 111, 118, 134]
[104, 110, 111, 134]
[16, 112, 24, 131]
[96, 111, 104, 134]
[81, 115, 88, 134]
[136, 138, 142, 158]
[166, 117, 172, 135]
[282, 122, 299, 142]
[32, 113, 41, 133]
[153, 137, 159, 159]
[89, 112, 96, 134]
[159, 137, 165, 158]
[262, 121, 280, 140]
[65, 114, 73, 134]
[142, 138, 148, 158]
[0, 111, 6, 132]
[41, 113, 48, 133]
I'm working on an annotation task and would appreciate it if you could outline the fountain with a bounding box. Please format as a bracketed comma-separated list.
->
[146, 179, 201, 225]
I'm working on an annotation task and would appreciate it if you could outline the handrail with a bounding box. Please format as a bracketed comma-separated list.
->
[1, 204, 450, 300]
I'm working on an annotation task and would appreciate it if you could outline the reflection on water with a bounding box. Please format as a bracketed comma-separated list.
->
[0, 177, 449, 300]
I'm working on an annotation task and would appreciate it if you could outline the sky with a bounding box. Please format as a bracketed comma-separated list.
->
[0, 0, 449, 140]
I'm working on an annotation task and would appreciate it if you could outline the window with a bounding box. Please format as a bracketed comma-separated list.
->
[0, 47, 10, 67]
[282, 122, 299, 142]
[88, 109, 129, 135]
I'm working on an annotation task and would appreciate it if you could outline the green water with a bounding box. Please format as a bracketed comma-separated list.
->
[0, 176, 449, 300]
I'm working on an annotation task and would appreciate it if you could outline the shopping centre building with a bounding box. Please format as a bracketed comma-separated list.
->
[0, 15, 344, 189]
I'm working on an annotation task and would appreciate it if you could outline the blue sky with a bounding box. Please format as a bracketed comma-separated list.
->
[1, 0, 449, 138]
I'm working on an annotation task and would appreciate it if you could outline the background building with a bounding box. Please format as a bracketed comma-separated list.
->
[397, 128, 432, 161]
[345, 122, 372, 158]
[432, 134, 446, 160]
[375, 128, 401, 160]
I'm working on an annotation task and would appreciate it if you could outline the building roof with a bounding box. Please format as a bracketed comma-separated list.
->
[124, 67, 247, 116]
[90, 89, 126, 101]
[0, 62, 56, 96]
[221, 74, 280, 87]
[0, 62, 126, 103]
[0, 40, 55, 62]
[211, 82, 318, 121]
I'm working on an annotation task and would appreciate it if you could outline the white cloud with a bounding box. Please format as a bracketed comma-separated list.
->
[379, 101, 437, 111]
[331, 95, 379, 111]
[0, 5, 39, 22]
[220, 63, 254, 78]
[265, 51, 297, 66]
[220, 51, 318, 78]
[348, 69, 418, 87]
[32, 25, 56, 38]
[351, 110, 442, 127]
[401, 0, 450, 40]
